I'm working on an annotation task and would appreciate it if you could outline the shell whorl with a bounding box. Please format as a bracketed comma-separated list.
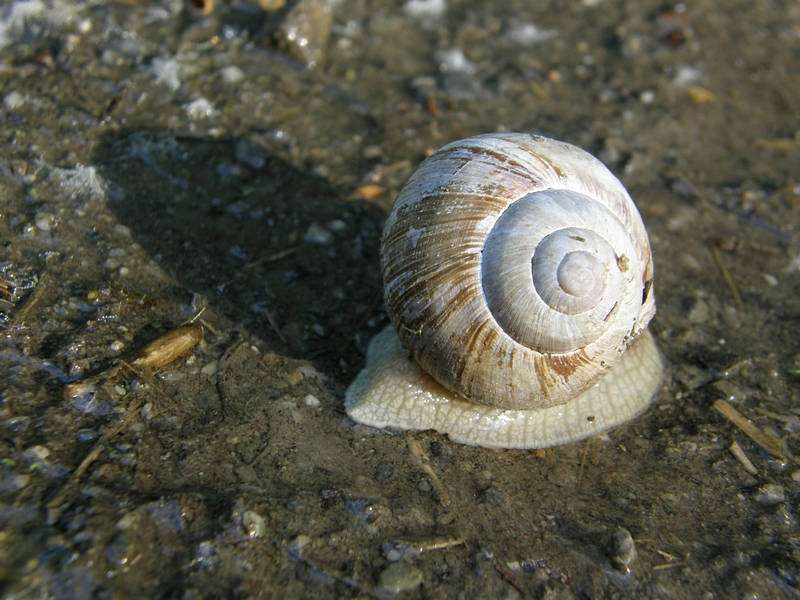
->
[381, 133, 656, 411]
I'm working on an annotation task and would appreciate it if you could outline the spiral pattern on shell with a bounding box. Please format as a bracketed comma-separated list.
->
[381, 133, 656, 411]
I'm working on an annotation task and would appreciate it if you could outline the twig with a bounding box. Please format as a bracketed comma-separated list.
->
[493, 562, 533, 599]
[407, 438, 451, 507]
[728, 439, 758, 474]
[244, 247, 297, 269]
[653, 562, 686, 571]
[710, 247, 744, 311]
[260, 305, 287, 344]
[712, 399, 783, 459]
[11, 272, 50, 324]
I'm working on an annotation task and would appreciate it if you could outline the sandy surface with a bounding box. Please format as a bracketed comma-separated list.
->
[0, 0, 799, 598]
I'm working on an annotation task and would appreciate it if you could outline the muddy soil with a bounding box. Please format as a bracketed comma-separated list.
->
[0, 0, 799, 598]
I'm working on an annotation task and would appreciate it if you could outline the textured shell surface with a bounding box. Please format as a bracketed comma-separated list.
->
[381, 133, 656, 411]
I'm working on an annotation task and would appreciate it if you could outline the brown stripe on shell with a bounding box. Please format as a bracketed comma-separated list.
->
[544, 348, 595, 382]
[444, 318, 502, 405]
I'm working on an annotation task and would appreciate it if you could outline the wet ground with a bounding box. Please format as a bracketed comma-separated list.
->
[1, 0, 799, 598]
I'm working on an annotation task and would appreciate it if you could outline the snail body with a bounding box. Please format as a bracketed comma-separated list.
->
[345, 133, 663, 449]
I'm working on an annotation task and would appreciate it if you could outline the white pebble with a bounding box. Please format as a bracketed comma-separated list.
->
[25, 445, 50, 460]
[110, 340, 125, 352]
[243, 510, 266, 538]
[435, 49, 474, 73]
[377, 562, 423, 595]
[220, 65, 245, 84]
[403, 0, 446, 19]
[116, 512, 137, 531]
[4, 91, 25, 110]
[327, 219, 347, 233]
[298, 364, 328, 381]
[754, 483, 785, 504]
[201, 360, 219, 376]
[505, 23, 557, 46]
[385, 548, 402, 562]
[304, 394, 321, 407]
[673, 65, 703, 88]
[304, 222, 334, 245]
[184, 98, 215, 119]
[35, 212, 56, 231]
[151, 57, 182, 90]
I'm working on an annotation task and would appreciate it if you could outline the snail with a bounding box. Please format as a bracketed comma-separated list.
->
[345, 133, 664, 449]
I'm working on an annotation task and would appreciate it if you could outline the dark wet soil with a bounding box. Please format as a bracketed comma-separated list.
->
[1, 0, 799, 598]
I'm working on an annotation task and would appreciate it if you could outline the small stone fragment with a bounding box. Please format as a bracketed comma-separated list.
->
[0, 473, 30, 493]
[219, 65, 245, 84]
[35, 212, 56, 231]
[3, 91, 24, 110]
[687, 86, 716, 104]
[303, 222, 334, 245]
[243, 510, 266, 538]
[754, 483, 785, 504]
[352, 184, 385, 201]
[201, 359, 219, 376]
[376, 562, 424, 596]
[287, 535, 312, 561]
[274, 0, 332, 69]
[403, 0, 447, 20]
[185, 98, 215, 119]
[710, 379, 744, 403]
[612, 528, 637, 573]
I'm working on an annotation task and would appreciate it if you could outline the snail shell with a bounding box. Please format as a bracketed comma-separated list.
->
[345, 133, 663, 449]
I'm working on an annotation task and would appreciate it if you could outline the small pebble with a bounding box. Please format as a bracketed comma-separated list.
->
[385, 548, 402, 562]
[201, 359, 219, 376]
[304, 222, 334, 245]
[116, 512, 137, 531]
[35, 212, 56, 231]
[0, 473, 30, 493]
[24, 446, 50, 461]
[298, 364, 327, 381]
[110, 340, 125, 352]
[327, 218, 347, 233]
[77, 429, 99, 443]
[220, 65, 245, 84]
[158, 371, 184, 382]
[754, 483, 785, 504]
[243, 510, 266, 538]
[404, 0, 446, 19]
[710, 380, 743, 402]
[687, 85, 716, 104]
[376, 562, 423, 596]
[612, 528, 637, 573]
[184, 98, 215, 119]
[4, 91, 25, 110]
[304, 394, 320, 407]
[287, 535, 312, 561]
[505, 23, 557, 46]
